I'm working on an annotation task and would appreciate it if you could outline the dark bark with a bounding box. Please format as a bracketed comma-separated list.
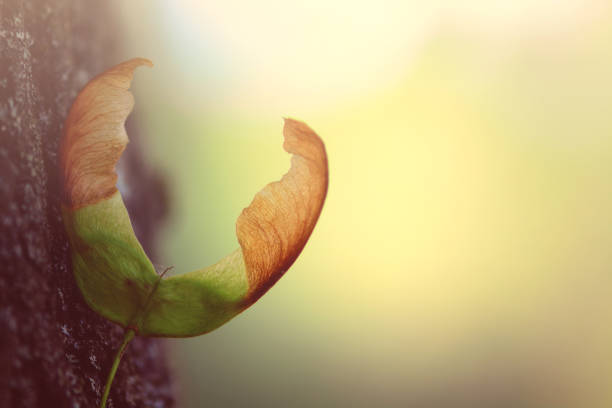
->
[0, 1, 173, 407]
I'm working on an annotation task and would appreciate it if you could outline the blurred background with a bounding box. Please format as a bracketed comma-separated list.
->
[113, 1, 612, 406]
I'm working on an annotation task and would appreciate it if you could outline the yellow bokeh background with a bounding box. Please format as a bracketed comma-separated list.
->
[116, 1, 612, 406]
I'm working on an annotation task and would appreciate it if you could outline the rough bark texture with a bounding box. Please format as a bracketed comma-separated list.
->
[0, 1, 173, 407]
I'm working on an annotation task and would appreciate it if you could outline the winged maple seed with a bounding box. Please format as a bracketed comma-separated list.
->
[60, 58, 328, 338]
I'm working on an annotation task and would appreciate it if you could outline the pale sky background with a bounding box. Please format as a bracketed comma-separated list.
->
[119, 0, 609, 114]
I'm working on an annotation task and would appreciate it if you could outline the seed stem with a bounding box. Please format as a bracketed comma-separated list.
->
[100, 328, 135, 408]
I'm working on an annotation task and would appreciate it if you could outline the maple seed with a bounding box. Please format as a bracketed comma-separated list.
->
[60, 58, 328, 408]
[61, 57, 328, 337]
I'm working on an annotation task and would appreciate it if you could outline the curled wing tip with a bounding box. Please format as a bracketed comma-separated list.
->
[282, 117, 319, 144]
[237, 119, 328, 303]
[89, 58, 153, 90]
[282, 118, 327, 162]
[61, 58, 152, 209]
[110, 58, 154, 76]
[134, 57, 154, 68]
[107, 57, 153, 71]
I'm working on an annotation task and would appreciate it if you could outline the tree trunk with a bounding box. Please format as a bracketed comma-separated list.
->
[0, 1, 174, 407]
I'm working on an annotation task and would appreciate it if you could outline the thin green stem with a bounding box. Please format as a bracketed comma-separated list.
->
[100, 328, 136, 408]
